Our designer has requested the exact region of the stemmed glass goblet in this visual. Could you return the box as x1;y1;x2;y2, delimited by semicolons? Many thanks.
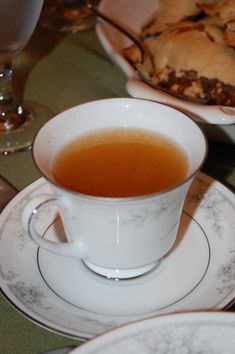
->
40;0;97;33
0;0;51;154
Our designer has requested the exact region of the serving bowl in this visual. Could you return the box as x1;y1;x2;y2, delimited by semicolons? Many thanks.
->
96;0;235;143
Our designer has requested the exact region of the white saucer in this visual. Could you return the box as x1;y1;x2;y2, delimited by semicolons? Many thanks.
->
38;211;209;315
70;312;235;354
0;172;235;340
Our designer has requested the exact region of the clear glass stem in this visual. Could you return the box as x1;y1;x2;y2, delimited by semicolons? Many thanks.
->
0;63;29;132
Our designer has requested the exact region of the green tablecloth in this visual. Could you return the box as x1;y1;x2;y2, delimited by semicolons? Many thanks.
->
0;23;234;354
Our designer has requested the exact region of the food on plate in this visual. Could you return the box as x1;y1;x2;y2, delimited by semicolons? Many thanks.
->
124;20;235;106
142;0;218;36
124;0;235;106
198;0;235;48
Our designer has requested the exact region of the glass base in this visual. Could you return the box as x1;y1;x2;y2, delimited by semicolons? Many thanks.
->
0;101;52;155
40;4;96;33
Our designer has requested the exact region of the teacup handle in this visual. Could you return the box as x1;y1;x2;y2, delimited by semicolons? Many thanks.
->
21;194;85;257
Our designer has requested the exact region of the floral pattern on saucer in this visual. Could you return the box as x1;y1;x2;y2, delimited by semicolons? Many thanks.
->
102;324;233;354
72;313;235;354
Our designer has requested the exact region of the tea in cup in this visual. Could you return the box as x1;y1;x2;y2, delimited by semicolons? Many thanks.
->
21;98;207;279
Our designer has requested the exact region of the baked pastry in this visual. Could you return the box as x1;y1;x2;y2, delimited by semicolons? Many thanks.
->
199;0;235;28
124;20;235;106
142;0;218;36
198;0;235;47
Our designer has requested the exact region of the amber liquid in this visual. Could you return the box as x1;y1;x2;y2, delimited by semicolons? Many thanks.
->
52;128;188;197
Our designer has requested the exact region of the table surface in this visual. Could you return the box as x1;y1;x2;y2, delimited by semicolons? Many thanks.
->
0;18;235;354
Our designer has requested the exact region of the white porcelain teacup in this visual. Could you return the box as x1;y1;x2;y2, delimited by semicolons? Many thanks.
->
21;98;207;279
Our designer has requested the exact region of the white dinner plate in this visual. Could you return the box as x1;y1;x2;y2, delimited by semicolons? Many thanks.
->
96;0;235;142
0;173;235;340
70;312;235;354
